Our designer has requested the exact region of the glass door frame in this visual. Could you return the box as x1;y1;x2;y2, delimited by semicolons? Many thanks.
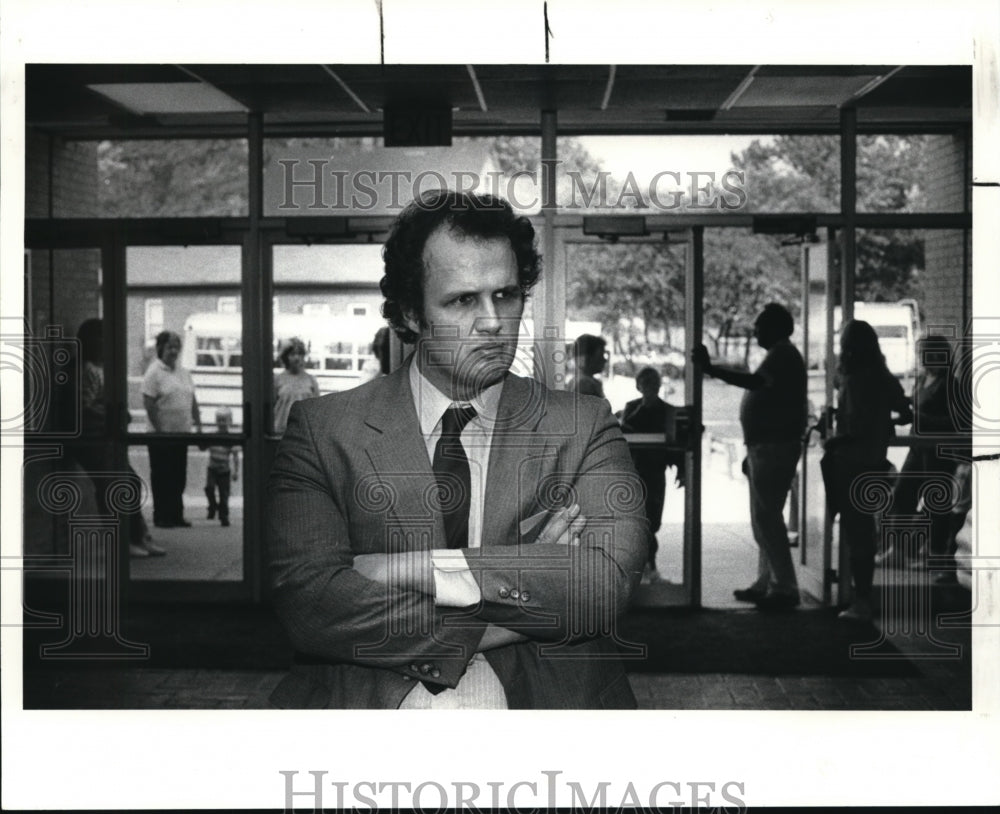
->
549;222;705;606
26;218;260;603
22;224;124;609
796;231;840;606
117;221;256;602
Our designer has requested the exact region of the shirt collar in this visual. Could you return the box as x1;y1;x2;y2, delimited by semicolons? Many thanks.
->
409;358;504;436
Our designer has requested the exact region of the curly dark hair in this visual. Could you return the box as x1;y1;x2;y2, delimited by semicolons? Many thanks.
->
380;189;542;343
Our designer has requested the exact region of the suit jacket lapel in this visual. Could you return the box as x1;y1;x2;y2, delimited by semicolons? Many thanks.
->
483;375;551;549
363;361;442;548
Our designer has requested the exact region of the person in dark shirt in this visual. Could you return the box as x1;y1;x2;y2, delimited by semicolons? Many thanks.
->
570;334;608;399
619;366;681;583
882;335;966;579
825;320;911;621
693;303;808;610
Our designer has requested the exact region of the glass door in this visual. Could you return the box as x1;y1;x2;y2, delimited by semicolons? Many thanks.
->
554;226;701;606
122;240;251;600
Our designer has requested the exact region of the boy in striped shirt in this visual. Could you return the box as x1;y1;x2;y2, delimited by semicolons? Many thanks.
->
205;406;239;527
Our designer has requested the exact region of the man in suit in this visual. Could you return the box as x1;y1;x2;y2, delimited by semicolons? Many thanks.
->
267;190;649;709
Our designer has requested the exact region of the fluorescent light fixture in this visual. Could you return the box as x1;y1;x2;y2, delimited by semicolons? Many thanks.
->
87;82;248;115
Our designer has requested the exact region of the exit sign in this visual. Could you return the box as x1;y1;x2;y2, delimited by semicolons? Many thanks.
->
383;105;452;147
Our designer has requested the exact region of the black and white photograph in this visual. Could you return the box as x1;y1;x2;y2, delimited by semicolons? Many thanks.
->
2;0;998;810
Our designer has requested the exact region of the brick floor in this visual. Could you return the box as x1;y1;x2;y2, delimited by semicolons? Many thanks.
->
22;585;972;711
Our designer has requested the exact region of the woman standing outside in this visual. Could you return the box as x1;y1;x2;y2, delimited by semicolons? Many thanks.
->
273;337;319;435
825;320;911;621
142;330;201;528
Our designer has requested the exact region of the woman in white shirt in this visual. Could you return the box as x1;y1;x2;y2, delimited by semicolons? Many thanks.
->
273;337;319;435
142;330;201;528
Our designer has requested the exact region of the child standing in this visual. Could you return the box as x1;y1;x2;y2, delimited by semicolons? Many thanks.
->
619;366;681;583
205;406;239;527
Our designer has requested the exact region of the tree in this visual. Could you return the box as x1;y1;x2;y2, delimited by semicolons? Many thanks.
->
567;242;685;365
702;229;798;359
98;139;248;217
733;134;929;304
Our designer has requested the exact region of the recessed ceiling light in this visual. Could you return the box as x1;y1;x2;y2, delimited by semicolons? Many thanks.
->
87;82;248;115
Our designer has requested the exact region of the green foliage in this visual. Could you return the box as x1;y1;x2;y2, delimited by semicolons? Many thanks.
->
735;134;928;304
97;131;932;345
702;230;798;357
98;139;248;217
734;135;839;212
567;243;685;361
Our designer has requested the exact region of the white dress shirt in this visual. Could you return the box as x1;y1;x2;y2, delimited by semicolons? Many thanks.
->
398;361;508;709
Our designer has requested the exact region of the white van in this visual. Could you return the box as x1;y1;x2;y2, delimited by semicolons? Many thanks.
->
834;300;920;378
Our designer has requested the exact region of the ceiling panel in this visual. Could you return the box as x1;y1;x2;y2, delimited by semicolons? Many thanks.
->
24;63;971;138
735;76;880;108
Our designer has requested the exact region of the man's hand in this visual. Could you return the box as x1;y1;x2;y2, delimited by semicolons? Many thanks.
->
691;344;712;372
535;503;587;546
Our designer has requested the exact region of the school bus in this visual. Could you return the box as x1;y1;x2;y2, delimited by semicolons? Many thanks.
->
132;313;613;430
179;312;385;429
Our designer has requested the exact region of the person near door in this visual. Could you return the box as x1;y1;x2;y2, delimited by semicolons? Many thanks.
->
70;318;164;557
273;336;319;435
266;190;649;709
570;333;609;399
142;330;201;528
824;319;912;621
692;303;807;611
619;366;682;583
880;335;966;576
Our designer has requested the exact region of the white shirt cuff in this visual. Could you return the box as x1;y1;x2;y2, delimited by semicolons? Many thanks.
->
431;549;482;607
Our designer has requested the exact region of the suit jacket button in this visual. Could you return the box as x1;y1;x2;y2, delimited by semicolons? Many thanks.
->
520;590;530;602
431;668;441;678
498;587;510;598
420;663;433;675
510;589;520;600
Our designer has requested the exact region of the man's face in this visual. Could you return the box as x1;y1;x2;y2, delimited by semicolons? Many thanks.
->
406;225;524;399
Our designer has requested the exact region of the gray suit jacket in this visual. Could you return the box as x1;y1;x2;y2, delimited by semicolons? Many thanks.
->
266;362;649;708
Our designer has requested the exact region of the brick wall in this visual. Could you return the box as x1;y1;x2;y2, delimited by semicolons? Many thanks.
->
24;132;103;555
921;132;970;336
25;130;102;338
25;130;98;218
24;131;51;218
